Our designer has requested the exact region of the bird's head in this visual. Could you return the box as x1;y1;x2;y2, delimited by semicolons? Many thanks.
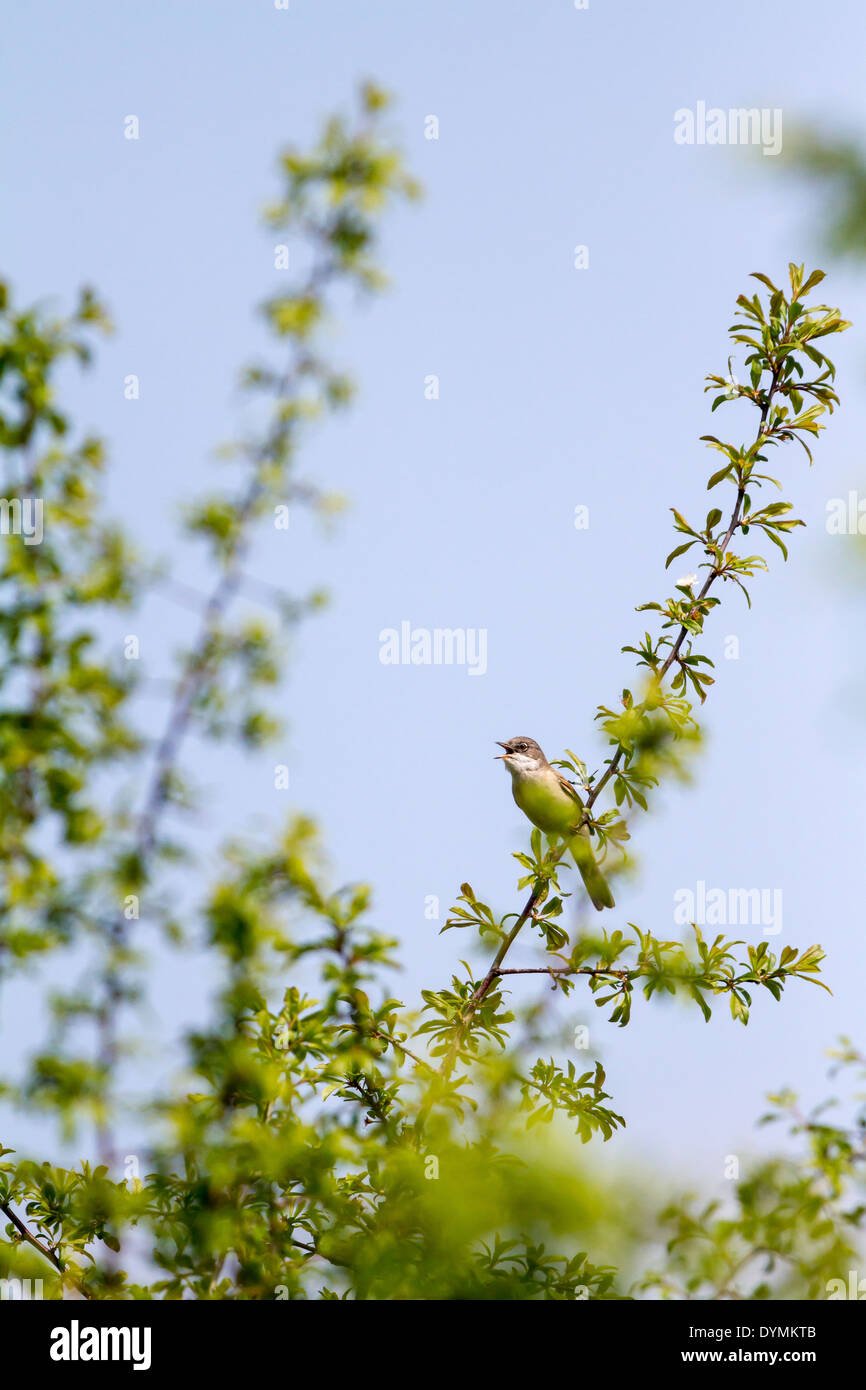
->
495;736;547;776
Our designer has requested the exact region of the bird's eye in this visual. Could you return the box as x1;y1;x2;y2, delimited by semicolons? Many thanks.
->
517;743;527;751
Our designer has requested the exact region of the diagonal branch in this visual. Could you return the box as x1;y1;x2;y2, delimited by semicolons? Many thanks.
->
0;1199;92;1299
94;269;337;1164
442;338;791;1064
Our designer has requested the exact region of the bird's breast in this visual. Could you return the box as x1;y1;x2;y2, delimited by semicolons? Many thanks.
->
512;772;575;834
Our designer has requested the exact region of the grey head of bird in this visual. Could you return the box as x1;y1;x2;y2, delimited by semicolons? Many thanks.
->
494;736;548;776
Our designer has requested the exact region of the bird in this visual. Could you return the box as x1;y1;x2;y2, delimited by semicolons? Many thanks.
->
495;736;614;911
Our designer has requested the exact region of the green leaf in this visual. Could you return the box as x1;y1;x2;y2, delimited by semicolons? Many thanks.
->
665;540;696;569
707;463;734;489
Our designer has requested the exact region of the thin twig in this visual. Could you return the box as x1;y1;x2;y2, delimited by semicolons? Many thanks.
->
371;1029;432;1070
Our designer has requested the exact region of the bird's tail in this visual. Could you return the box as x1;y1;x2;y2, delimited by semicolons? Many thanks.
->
568;830;615;912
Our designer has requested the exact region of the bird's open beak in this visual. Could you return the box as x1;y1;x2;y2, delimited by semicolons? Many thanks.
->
494;741;509;760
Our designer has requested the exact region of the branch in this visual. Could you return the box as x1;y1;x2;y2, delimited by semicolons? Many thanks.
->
441;271;841;1063
493;964;629;982
371;1029;433;1071
95;268;340;1163
585;365;779;813
0;1199;92;1299
440;846;567;1078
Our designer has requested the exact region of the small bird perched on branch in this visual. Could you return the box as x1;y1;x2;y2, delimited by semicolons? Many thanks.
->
495;736;614;912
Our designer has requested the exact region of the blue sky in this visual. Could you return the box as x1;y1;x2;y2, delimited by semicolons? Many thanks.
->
4;0;866;1191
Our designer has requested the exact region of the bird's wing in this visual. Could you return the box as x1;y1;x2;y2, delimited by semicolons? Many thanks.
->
554;769;584;807
555;773;590;836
